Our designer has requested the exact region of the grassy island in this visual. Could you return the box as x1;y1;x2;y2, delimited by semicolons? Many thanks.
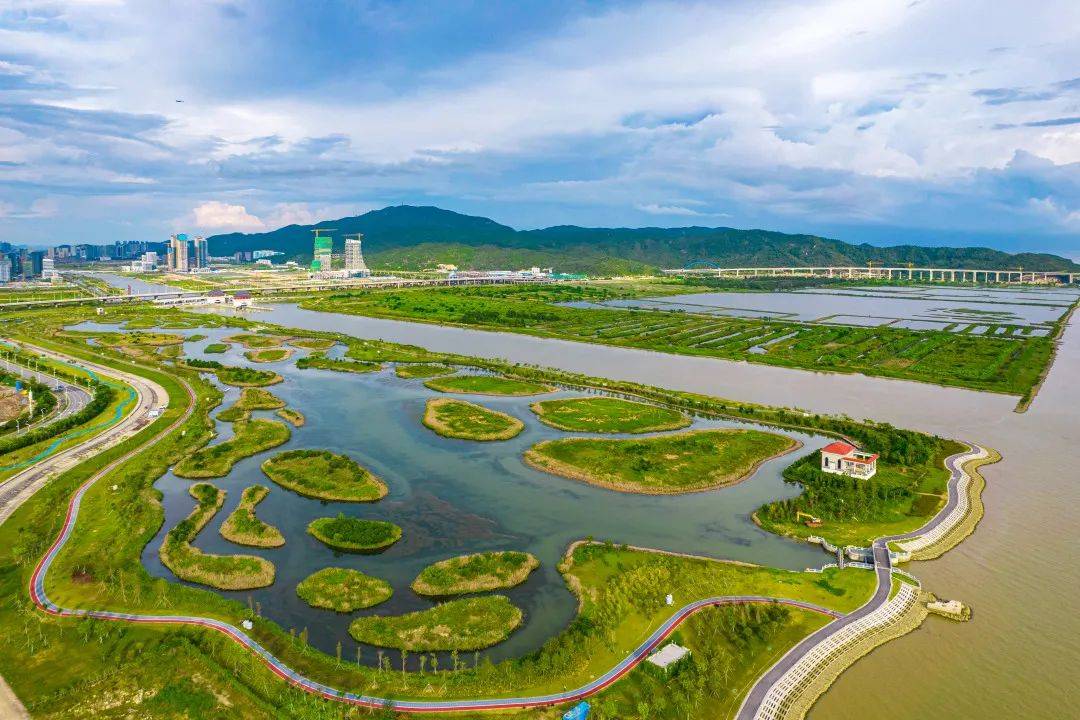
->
411;551;539;596
174;419;291;478
262;449;387;501
424;374;554;396
307;514;402;552
422;398;524;441
245;348;293;363
289;337;336;351
296;567;393;612
203;342;228;354
275;408;305;426
216;388;286;422
296;354;382;374
525;428;798;494
396;363;454;379
348;596;523;651
216;366;283;387
219;485;284;548
225;333;285;348
159;483;275;590
531;396;692;433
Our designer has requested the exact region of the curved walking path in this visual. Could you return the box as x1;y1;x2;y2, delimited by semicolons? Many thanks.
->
735;442;986;720
14;340;987;716
18;345;845;714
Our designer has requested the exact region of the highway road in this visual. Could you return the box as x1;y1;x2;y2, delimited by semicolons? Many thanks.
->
0;355;91;435
734;443;984;720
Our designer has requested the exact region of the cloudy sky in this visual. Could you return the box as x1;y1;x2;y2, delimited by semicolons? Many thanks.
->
0;0;1078;256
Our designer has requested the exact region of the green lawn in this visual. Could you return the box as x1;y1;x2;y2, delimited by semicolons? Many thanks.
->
219;485;284;548
262;449;386;501
530;396;691;433
525;429;797;494
348;596;523;651
203;342;228;354
307;514;402;552
245;348;292;363
395;362;455;379
296;567;393;612
174;419;291;478
424;374;554;396
159;483;275;590
412;551;539;596
422;398;524;441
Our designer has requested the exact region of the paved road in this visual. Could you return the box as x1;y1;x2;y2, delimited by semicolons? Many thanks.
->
734;443;983;719
0;356;91;435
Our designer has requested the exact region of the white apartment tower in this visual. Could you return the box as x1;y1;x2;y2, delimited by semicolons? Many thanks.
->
344;234;370;276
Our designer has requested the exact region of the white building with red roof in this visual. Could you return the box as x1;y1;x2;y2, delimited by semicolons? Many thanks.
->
820;441;878;478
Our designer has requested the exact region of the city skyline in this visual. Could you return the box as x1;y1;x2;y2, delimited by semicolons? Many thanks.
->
0;1;1077;258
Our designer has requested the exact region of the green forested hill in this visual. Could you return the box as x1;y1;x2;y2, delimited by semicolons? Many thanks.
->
207;205;1079;274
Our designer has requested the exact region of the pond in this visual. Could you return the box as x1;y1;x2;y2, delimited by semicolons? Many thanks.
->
69;321;828;665
561;284;1079;334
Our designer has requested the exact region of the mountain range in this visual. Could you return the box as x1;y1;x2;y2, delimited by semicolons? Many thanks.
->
207;205;1080;275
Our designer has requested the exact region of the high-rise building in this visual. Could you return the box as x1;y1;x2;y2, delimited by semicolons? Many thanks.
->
344;234;370;276
41;257;57;280
28;250;45;277
192;236;208;269
0;255;11;283
169;233;190;271
311;229;334;272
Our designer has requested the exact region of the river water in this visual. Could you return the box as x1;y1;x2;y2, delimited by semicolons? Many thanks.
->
87;275;1079;718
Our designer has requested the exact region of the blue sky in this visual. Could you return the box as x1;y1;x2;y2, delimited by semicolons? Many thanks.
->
0;0;1078;258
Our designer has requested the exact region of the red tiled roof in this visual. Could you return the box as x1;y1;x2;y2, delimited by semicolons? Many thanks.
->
822;441;856;455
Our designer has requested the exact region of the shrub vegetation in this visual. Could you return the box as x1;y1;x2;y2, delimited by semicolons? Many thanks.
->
219;485;284;548
348;596;523;651
296;567;392;612
159;483;275;589
307;514;401;552
411;551;539;596
262;449;386;501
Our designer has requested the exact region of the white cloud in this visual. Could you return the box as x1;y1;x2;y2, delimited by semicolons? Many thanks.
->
636;203;703;216
189;201;264;231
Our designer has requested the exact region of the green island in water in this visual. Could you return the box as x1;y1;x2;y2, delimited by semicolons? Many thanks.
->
531;395;692;433
349;595;524;651
411;551;540;596
525;428;800;494
262;449;387;501
424;374;554;396
159;484;276;590
307;514;402;552
422;397;524;441
296;567;393;612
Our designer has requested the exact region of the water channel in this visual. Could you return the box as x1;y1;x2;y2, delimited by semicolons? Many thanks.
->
87;275;1079;718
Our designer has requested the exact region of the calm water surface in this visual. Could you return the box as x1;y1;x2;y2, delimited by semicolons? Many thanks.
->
70;321;827;664
565;285;1078;334
85;277;1078;718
